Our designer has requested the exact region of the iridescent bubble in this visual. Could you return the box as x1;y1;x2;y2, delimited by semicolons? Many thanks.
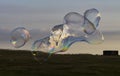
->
31;24;70;62
32;37;51;63
61;36;85;52
31;8;104;63
32;24;67;55
10;27;30;48
84;8;101;27
64;12;85;37
32;36;51;53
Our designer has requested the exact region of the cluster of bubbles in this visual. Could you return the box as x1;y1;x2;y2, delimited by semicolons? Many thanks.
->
10;8;104;63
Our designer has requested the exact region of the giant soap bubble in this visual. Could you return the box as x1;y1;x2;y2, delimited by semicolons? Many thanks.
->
10;8;104;63
32;8;104;63
10;27;30;48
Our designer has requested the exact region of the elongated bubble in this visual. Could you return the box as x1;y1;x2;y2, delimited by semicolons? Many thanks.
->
31;8;104;63
8;8;104;63
10;27;30;48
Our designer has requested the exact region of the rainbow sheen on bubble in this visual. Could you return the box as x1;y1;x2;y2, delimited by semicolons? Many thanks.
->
32;37;51;63
32;8;104;63
10;8;104;63
10;27;30;48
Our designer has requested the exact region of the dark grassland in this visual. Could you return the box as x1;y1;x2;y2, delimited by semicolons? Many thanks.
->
0;49;120;76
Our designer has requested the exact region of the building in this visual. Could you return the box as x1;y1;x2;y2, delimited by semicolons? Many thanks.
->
103;50;119;56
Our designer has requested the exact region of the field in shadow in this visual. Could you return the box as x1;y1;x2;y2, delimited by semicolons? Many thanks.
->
0;49;120;76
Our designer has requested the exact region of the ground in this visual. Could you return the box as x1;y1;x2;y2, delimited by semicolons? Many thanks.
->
0;49;120;76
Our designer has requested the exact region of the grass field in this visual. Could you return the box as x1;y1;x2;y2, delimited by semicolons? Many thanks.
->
0;49;120;76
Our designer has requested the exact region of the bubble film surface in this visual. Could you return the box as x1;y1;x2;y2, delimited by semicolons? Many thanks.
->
10;27;30;48
10;8;104;63
84;8;101;27
31;8;104;62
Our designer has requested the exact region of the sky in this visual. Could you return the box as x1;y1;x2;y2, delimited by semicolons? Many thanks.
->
0;0;120;55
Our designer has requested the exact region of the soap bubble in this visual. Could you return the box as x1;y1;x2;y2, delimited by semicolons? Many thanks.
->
31;24;69;62
64;12;85;37
32;24;67;53
10;27;30;48
32;36;51;53
61;36;85;51
83;19;96;35
83;8;101;35
9;8;104;63
31;8;104;63
64;12;84;26
32;37;51;63
84;8;101;27
83;8;103;44
85;30;104;44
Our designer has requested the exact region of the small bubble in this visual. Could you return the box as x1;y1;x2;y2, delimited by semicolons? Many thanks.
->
10;27;30;48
